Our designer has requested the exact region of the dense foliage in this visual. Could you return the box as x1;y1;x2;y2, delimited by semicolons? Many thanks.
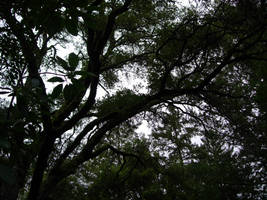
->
0;0;266;199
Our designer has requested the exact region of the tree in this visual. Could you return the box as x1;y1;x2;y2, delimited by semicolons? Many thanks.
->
0;0;266;199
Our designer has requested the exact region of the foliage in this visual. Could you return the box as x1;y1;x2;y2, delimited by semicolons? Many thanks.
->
0;0;266;200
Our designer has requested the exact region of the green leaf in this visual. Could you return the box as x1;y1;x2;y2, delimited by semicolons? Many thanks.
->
0;91;10;95
63;79;85;102
56;56;69;70
65;18;78;36
68;53;79;69
48;77;64;83
8;92;15;97
0;164;16;185
63;84;75;102
51;84;63;99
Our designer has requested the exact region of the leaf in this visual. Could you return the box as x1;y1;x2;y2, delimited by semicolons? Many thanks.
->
56;56;69;70
47;77;64;83
8;92;15;97
68;53;79;69
63;79;85;102
0;164;16;185
51;84;63;99
63;84;75;102
65;18;78;36
0;91;10;95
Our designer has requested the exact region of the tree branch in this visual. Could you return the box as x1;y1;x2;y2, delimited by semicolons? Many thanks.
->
91;0;104;7
53;112;117;169
97;0;133;52
100;52;153;72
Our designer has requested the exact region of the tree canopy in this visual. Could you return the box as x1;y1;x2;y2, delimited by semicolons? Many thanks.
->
0;0;266;200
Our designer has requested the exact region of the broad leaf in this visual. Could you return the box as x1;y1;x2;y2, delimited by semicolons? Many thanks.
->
68;53;79;69
48;77;64;83
0;91;10;95
56;56;69;70
51;84;63;99
63;84;76;102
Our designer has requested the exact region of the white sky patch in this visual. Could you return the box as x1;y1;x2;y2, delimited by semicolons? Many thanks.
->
56;43;76;58
114;68;149;94
136;120;151;138
191;135;203;145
